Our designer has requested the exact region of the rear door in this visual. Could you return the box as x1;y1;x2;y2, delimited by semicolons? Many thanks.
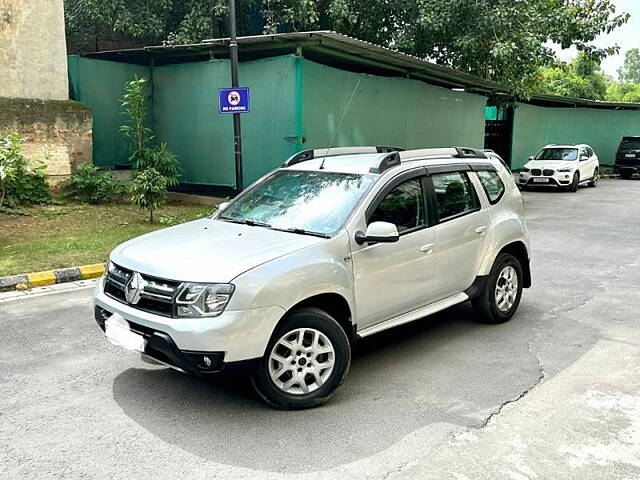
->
427;168;491;298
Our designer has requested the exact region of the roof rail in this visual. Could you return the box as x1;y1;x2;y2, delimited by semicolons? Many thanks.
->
369;152;401;174
399;146;488;162
453;146;488;159
283;145;403;167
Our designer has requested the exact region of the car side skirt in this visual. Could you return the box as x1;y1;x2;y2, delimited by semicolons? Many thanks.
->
357;292;469;338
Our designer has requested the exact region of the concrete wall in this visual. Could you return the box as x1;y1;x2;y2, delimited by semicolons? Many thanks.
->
0;0;69;100
512;103;640;169
0;98;93;185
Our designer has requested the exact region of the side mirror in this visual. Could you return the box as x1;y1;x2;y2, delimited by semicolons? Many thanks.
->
217;201;230;212
355;221;400;245
580;155;589;161
528;156;534;161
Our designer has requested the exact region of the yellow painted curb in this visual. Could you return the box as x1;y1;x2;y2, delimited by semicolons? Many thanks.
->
27;270;57;287
79;264;106;279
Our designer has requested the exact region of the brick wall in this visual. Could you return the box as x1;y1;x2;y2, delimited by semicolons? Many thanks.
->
0;98;92;185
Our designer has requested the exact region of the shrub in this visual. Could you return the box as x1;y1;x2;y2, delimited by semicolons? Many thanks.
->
64;164;127;204
130;168;167;223
0;133;53;212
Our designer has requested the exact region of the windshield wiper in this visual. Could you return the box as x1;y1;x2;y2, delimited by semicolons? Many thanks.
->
219;217;271;228
270;227;330;238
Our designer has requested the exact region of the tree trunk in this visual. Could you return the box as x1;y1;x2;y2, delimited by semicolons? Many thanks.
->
149;209;154;223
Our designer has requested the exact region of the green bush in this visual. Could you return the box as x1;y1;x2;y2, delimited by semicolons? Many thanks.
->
65;164;126;204
0;133;53;213
130;168;167;223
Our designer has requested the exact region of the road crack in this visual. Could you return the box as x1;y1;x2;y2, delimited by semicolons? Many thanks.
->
480;342;546;429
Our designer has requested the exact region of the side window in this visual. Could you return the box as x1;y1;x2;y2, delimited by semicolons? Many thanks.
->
476;170;505;204
431;172;478;221
369;178;426;233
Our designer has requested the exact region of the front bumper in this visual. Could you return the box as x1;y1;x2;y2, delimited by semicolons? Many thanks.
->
518;171;573;187
94;278;285;365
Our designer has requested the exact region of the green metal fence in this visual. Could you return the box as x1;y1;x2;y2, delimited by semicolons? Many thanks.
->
512;102;640;169
69;54;640;186
68;56;150;167
301;59;487;152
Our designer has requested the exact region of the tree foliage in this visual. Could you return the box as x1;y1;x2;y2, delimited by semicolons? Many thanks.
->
130;168;168;223
64;0;629;94
618;48;640;84
535;53;608;100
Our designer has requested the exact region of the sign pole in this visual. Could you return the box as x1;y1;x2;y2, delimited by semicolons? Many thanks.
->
228;0;243;192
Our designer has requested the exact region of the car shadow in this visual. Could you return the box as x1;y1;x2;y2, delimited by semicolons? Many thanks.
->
112;302;551;472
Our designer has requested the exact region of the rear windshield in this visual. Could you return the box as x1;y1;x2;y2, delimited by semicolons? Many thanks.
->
620;138;640;150
535;148;578;161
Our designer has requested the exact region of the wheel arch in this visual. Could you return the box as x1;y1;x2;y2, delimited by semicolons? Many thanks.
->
498;241;531;288
277;293;355;345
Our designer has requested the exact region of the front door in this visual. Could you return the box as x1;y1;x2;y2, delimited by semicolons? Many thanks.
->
351;176;437;330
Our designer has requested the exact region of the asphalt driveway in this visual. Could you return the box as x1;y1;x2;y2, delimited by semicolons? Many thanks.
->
1;179;639;479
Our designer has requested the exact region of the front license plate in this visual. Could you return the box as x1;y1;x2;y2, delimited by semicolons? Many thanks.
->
626;153;636;158
105;314;147;353
533;178;549;183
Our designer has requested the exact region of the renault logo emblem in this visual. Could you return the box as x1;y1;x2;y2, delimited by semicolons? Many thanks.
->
124;272;146;305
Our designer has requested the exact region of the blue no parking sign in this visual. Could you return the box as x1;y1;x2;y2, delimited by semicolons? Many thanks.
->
218;87;250;114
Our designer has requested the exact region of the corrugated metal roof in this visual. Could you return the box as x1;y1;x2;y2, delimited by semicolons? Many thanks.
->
80;31;640;110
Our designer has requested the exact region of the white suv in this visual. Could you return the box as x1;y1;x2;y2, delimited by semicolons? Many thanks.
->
94;146;531;409
518;144;599;191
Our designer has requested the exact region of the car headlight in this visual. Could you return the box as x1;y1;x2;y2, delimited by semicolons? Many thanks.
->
557;167;574;172
175;283;235;317
521;167;530;173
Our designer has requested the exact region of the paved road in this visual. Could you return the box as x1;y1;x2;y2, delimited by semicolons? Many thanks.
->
2;179;639;479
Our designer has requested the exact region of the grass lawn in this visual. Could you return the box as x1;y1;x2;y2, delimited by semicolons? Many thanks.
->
0;202;214;277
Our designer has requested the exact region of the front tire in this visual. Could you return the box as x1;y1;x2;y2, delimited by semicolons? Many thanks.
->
252;307;351;409
568;172;580;192
472;253;524;324
620;170;633;179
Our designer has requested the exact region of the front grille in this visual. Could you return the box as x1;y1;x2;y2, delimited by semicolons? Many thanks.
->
531;168;542;176
543;169;554;176
105;263;183;317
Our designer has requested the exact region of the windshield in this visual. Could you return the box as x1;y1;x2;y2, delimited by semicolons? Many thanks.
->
535;148;578;161
219;170;376;236
620;138;640;150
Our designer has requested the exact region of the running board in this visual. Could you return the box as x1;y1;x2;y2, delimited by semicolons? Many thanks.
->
358;292;469;338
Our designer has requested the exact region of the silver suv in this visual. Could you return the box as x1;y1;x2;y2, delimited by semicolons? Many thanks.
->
94;146;531;409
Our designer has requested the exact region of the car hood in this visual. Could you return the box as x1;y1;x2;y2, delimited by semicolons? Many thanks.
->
109;218;325;283
525;160;577;170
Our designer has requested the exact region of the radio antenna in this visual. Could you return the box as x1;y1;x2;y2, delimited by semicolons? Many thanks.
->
319;78;362;170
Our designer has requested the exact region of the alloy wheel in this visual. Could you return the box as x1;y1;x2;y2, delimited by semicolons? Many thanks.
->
268;328;335;395
495;265;518;312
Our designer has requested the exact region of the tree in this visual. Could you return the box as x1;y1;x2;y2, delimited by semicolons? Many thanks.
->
64;0;629;94
618;48;640;84
606;82;640;103
535;53;609;100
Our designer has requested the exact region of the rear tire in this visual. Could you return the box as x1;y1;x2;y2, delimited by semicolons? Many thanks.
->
568;172;579;192
252;307;351;409
472;253;524;324
589;169;599;187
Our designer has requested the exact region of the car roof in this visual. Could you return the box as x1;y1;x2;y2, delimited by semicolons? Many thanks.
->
542;144;589;149
283;147;501;176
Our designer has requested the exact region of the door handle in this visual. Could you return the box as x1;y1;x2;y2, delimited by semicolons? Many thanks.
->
420;243;435;254
475;226;488;235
